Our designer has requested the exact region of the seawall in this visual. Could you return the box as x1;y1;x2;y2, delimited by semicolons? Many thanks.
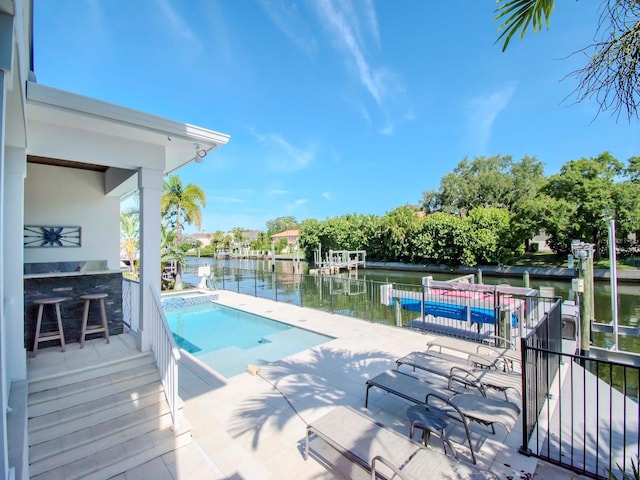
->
364;261;640;283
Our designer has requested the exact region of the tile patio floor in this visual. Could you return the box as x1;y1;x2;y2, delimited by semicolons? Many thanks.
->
29;290;585;479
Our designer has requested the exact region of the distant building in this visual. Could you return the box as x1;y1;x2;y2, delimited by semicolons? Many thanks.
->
187;232;212;247
531;230;552;252
271;229;300;246
243;229;261;244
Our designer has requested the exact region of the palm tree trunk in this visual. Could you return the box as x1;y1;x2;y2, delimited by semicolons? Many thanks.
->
174;261;183;290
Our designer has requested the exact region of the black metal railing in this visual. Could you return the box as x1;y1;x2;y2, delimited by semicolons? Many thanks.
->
181;265;550;344
521;299;640;479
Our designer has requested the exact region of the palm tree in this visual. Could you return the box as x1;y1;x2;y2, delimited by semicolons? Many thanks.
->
161;175;206;289
120;211;139;276
160;223;184;290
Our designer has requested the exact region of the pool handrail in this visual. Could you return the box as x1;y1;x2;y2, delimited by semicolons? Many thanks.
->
150;287;181;429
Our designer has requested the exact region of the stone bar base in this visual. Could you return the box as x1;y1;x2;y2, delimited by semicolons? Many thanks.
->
24;272;123;350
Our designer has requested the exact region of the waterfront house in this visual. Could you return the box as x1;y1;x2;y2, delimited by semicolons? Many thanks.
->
1;1;229;478
271;229;300;253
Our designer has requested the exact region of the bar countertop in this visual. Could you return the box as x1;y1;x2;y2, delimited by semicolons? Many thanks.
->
24;269;123;280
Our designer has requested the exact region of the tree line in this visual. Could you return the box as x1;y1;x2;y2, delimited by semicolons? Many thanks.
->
121;152;640;283
299;152;640;266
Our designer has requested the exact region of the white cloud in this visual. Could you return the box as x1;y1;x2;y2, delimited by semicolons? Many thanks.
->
155;0;202;55
294;198;307;206
322;192;332;200
268;189;292;195
252;130;315;171
464;83;517;154
314;0;385;105
257;0;317;54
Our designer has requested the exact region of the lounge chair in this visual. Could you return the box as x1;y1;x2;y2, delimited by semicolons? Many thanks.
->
396;351;522;401
304;405;498;479
427;336;521;373
365;370;521;463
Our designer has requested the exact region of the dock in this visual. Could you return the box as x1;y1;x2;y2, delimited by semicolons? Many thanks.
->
310;249;366;275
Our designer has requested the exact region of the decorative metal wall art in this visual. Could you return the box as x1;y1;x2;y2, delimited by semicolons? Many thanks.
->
24;226;82;248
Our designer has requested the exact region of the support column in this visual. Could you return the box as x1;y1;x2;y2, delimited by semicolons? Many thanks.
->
137;167;163;352
0;66;8;480
572;240;595;357
3;147;26;381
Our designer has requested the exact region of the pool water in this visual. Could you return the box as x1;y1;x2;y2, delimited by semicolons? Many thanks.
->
165;303;333;377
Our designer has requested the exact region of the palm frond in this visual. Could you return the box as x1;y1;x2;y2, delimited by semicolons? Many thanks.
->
495;0;555;51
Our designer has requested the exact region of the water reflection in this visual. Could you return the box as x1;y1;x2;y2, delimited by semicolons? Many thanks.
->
185;257;640;351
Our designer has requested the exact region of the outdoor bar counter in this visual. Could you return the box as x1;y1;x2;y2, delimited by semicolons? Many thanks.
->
24;261;124;351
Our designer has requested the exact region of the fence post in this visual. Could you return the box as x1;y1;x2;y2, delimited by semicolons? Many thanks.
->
330;276;334;312
518;336;532;456
254;273;257;297
222;267;225;290
299;274;303;307
394;296;403;327
275;271;278;302
370;280;374;321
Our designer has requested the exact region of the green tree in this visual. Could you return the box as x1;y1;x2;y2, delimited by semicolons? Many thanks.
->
266;216;298;235
120;211;139;276
160;223;184;290
424;155;545;217
543;152;623;255
161;175;206;289
495;0;640;121
230;227;247;246
413;212;475;266
374;205;421;262
250;231;271;252
465;207;519;265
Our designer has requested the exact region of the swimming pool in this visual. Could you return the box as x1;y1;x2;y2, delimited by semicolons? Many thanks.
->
165;303;333;377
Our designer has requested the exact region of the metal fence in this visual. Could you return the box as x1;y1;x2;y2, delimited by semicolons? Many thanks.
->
521;299;640;479
182;265;557;346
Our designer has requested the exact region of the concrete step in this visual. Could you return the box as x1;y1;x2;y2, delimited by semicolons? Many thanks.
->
28;368;160;417
29;404;174;474
28;352;191;480
28;357;158;407
28;352;155;394
29;381;165;439
30;417;192;480
29;386;168;445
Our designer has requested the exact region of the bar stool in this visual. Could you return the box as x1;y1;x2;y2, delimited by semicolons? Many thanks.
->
32;297;68;357
79;293;110;348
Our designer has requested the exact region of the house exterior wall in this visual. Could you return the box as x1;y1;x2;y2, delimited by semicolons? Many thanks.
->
24;163;120;270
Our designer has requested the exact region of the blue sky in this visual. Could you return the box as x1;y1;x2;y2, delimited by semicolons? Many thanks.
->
35;1;639;234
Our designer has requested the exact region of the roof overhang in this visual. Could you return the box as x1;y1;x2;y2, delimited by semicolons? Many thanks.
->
26;82;230;175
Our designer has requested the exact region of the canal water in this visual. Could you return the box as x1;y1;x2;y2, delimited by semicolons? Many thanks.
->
184;257;640;352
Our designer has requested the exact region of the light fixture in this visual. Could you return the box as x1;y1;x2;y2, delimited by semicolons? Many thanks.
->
194;145;207;163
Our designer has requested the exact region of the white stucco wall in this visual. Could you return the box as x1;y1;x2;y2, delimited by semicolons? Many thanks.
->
24;163;120;269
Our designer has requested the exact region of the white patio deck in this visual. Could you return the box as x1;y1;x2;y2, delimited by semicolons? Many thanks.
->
28;290;584;479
